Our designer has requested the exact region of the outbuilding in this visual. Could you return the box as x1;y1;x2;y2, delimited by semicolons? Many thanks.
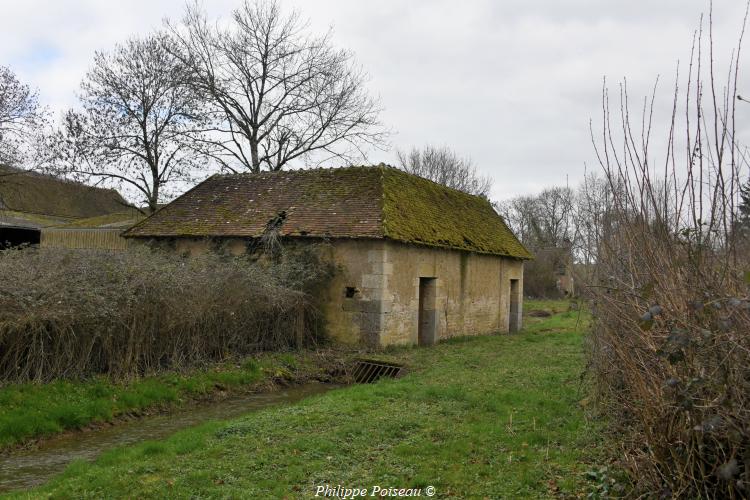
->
123;165;532;346
0;165;132;249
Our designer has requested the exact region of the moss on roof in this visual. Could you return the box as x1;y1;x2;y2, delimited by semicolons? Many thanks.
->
381;168;532;258
124;165;532;259
0;165;129;218
124;167;384;240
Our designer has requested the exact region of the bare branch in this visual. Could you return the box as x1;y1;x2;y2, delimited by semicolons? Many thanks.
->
0;66;47;167
396;144;492;198
41;33;215;212
166;0;388;173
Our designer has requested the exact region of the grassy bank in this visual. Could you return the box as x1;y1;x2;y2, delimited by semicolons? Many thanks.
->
12;300;602;498
0;351;345;451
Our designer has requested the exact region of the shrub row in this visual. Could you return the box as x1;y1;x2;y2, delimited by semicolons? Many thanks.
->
0;245;334;382
588;225;750;496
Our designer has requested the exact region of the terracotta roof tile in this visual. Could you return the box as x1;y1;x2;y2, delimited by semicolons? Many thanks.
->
123;165;532;259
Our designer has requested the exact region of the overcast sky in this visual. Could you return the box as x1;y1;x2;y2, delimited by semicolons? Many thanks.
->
2;0;749;201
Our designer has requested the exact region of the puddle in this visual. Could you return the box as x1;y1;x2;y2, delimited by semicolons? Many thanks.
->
0;382;337;493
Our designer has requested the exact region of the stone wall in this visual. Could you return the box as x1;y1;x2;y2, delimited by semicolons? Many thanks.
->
135;236;525;347
325;239;524;346
321;239;389;346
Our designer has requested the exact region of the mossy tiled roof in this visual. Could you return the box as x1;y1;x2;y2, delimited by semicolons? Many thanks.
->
380;168;531;258
0;165;129;219
123;166;532;259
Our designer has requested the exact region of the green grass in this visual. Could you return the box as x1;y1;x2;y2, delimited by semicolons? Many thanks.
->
10;300;602;499
0;352;333;451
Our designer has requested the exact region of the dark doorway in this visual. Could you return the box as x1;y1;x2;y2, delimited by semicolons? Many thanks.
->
509;279;520;332
418;277;437;346
0;227;40;249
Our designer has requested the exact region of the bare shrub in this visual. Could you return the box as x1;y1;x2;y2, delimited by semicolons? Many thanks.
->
0;245;334;383
587;6;750;497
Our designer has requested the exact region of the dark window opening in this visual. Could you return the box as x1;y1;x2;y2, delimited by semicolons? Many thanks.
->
345;286;359;298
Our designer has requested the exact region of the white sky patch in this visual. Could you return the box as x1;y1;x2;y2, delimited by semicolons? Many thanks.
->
1;0;749;202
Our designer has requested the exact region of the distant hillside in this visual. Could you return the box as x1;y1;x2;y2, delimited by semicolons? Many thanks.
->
0;165;130;219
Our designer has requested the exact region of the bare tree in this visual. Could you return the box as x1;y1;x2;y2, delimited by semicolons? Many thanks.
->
44;34;210;213
0;66;45;168
167;0;386;173
497;186;575;248
396;145;492;197
496;186;579;297
571;172;616;267
495;194;537;243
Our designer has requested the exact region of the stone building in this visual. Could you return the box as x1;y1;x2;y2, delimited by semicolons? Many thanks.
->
123;165;532;346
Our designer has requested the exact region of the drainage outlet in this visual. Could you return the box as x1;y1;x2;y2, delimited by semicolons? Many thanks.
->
351;359;406;384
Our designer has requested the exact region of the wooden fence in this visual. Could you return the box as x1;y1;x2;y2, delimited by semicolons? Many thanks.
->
40;228;131;251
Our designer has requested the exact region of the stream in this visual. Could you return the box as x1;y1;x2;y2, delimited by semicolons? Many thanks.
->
0;382;337;493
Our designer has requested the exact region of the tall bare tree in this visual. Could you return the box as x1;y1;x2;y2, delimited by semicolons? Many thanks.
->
739;178;750;230
0;66;45;168
45;34;210;213
167;0;386;173
497;186;579;297
497;186;575;248
396;144;492;197
572;172;617;267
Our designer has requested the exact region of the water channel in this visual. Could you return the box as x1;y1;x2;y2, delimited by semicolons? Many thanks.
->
0;382;337;493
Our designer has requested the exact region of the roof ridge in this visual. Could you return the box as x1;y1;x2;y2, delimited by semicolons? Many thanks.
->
378;164;387;238
214;164;391;177
382;164;493;203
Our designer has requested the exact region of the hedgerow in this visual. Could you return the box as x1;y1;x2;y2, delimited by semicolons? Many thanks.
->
0;244;334;382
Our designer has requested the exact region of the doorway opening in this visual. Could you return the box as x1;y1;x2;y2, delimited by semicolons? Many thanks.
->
418;277;437;346
509;279;520;332
0;226;40;249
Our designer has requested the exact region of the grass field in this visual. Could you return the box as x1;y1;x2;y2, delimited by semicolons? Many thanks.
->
0;352;341;451
8;300;602;499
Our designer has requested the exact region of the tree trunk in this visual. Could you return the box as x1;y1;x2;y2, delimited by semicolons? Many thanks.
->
250;136;260;173
150;170;159;214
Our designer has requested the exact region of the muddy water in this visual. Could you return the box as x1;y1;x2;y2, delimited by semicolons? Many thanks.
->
0;382;337;493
